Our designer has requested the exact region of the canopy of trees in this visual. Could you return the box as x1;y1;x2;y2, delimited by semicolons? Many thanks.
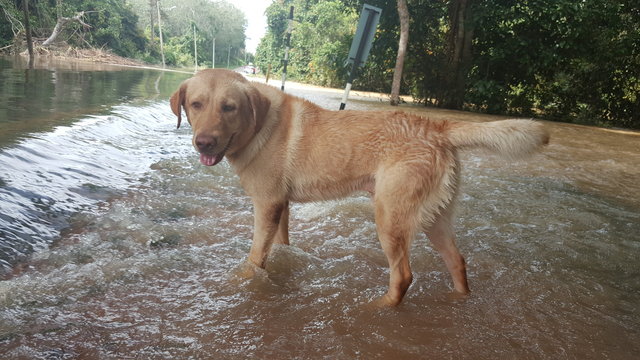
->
1;0;147;56
0;0;248;68
127;0;248;67
256;0;358;87
256;0;639;129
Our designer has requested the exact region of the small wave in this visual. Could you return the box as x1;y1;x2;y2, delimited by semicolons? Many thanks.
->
0;101;185;275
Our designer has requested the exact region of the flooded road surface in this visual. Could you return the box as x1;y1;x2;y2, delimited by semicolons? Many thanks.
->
1;58;639;359
0;56;189;273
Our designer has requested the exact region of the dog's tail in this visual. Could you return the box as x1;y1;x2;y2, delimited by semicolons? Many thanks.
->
447;119;549;159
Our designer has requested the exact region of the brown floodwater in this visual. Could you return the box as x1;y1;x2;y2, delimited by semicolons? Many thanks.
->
0;58;639;359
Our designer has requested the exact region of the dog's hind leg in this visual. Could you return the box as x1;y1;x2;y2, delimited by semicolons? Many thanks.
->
374;211;415;307
371;169;423;306
425;207;470;295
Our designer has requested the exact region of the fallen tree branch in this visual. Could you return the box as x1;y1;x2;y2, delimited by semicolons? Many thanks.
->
1;4;24;37
42;11;93;47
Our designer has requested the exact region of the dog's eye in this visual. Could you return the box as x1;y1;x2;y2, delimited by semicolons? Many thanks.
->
222;104;236;112
191;101;202;110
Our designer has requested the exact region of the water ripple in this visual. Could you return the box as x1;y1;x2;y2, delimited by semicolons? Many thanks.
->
0;102;180;274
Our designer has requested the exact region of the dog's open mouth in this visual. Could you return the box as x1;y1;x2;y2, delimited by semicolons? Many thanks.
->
199;134;235;166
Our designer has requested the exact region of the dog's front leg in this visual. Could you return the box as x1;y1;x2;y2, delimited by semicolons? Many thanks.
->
273;201;289;245
247;200;288;269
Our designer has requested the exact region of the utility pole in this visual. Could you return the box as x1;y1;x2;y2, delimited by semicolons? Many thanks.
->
149;0;156;44
193;23;198;72
157;0;165;68
192;9;198;72
280;6;294;91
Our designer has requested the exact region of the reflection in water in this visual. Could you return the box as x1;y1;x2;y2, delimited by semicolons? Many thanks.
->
0;56;184;146
0;58;639;359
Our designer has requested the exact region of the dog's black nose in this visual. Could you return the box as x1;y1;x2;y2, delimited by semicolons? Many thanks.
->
195;135;217;152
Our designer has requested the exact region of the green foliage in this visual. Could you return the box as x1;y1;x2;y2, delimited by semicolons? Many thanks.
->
128;0;247;68
257;0;638;128
163;34;195;67
255;0;357;87
76;0;147;58
0;0;20;48
291;1;357;87
0;0;147;58
254;3;289;75
468;0;640;127
1;0;247;67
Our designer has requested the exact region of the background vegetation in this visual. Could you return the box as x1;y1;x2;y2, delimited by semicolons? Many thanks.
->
257;0;639;128
1;0;638;128
127;0;248;68
1;0;249;68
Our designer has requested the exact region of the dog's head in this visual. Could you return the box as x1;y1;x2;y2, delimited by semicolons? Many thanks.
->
170;69;271;166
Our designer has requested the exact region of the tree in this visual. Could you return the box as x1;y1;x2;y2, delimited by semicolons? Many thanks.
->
140;0;246;67
390;0;409;106
42;11;92;47
256;0;357;87
468;0;640;127
22;0;33;65
255;2;290;74
440;0;474;109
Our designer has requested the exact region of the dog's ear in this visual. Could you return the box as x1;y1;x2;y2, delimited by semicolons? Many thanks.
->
247;86;271;134
170;80;188;129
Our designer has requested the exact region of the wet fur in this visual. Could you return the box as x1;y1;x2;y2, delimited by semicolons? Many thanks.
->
170;69;549;306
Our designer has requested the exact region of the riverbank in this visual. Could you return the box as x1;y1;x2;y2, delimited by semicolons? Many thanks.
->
2;39;146;67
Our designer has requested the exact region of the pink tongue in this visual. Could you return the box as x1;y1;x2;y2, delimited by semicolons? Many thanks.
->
200;153;220;166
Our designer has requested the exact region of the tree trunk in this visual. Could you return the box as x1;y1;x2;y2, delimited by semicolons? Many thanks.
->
42;17;68;47
22;0;34;66
441;0;474;109
56;0;62;19
390;0;410;106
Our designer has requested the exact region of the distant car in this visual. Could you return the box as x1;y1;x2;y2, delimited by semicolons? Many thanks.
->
234;65;259;75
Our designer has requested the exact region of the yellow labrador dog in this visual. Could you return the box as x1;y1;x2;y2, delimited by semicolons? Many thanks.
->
170;69;549;306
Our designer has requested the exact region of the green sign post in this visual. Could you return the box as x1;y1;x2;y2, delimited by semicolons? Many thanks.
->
340;4;382;110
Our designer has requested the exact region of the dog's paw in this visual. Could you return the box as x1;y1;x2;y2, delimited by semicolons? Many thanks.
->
231;260;266;280
369;293;403;308
448;288;471;302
